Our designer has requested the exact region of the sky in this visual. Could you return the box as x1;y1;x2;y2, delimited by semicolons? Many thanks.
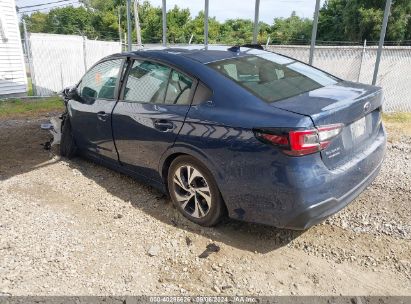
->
15;0;326;22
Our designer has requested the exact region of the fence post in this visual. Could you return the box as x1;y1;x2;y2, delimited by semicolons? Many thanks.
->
126;0;132;51
204;0;209;49
265;35;270;48
357;39;367;82
118;7;122;49
134;0;142;48
22;19;36;96
372;0;392;85
309;0;321;65
82;36;87;73
60;62;64;90
162;0;167;47
252;0;260;44
189;34;194;45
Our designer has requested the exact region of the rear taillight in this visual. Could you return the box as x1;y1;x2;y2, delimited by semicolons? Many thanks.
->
255;124;343;156
259;133;289;146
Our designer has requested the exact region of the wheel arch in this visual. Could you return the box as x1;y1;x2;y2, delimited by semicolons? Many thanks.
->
159;145;223;196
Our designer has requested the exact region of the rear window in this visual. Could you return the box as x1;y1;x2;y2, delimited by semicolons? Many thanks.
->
208;53;338;102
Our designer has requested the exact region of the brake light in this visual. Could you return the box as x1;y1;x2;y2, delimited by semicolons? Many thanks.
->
288;129;320;156
259;133;289;146
255;124;343;156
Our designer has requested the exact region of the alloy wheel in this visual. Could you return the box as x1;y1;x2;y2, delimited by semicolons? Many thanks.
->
172;165;212;218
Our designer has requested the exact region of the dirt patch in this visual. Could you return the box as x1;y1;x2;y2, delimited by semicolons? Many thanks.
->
0;114;410;295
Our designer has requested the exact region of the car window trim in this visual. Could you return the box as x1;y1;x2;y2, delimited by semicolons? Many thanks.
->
163;68;174;104
116;57;131;101
118;56;198;106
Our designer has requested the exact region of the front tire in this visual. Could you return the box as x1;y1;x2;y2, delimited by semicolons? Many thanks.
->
60;118;77;158
168;155;225;227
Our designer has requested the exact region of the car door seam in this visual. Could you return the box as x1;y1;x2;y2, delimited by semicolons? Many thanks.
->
111;57;131;164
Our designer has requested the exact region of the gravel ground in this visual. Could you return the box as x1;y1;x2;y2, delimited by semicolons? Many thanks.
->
0;114;410;296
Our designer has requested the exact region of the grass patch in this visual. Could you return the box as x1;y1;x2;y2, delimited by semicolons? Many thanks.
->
27;77;34;96
382;112;411;124
382;112;411;142
0;97;64;118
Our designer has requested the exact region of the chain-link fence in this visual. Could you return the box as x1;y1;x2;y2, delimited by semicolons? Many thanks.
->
28;33;121;96
129;43;411;112
267;45;411;112
24;32;411;112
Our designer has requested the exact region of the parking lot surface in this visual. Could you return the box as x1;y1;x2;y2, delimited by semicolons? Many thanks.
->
0;113;410;295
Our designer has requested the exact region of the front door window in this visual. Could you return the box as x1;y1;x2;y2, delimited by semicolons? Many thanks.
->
80;59;123;103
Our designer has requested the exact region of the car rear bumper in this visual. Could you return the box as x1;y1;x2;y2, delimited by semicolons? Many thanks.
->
282;156;383;230
224;125;386;230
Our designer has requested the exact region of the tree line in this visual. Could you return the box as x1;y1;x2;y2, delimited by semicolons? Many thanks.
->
21;0;411;45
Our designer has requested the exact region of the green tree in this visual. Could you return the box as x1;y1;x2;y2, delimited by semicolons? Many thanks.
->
406;16;411;40
44;6;95;36
257;22;272;44
317;0;346;41
186;11;220;44
318;0;411;42
21;0;411;45
342;0;384;41
139;1;163;43
166;5;191;43
79;0;120;11
271;12;312;44
219;19;253;44
388;0;411;42
91;10;119;40
23;12;48;33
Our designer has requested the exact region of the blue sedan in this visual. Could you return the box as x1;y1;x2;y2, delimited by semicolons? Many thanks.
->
61;46;386;229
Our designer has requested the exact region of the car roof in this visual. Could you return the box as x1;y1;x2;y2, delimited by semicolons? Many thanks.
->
121;45;268;64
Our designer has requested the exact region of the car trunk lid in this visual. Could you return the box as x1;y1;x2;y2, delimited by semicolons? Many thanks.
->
272;81;383;169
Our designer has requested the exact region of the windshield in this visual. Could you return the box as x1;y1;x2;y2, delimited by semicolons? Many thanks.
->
208;53;338;102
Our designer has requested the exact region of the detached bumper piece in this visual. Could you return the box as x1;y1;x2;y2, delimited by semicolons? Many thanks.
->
40;117;62;147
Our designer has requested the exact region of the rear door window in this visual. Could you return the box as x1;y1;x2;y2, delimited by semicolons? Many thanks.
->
192;82;213;105
123;60;171;103
123;60;194;105
164;70;193;105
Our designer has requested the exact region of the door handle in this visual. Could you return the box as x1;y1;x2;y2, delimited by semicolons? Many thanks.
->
97;111;108;122
154;120;174;132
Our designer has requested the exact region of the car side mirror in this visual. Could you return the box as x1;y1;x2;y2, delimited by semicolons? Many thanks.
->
63;86;82;102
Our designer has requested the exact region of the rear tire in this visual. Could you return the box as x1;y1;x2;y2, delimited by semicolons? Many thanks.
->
60;118;77;159
168;155;225;226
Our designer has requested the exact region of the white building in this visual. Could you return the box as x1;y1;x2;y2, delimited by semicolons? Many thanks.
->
0;0;27;97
